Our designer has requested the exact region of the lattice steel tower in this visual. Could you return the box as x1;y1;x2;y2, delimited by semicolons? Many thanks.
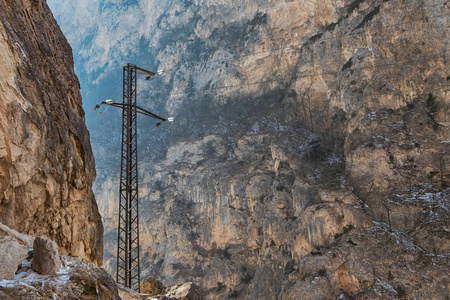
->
117;63;140;291
94;63;169;292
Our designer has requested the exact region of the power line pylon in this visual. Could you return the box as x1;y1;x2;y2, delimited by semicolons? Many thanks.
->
95;63;171;292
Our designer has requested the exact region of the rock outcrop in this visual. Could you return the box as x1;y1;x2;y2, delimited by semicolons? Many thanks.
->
0;237;28;280
0;0;102;264
0;222;34;280
0;222;121;300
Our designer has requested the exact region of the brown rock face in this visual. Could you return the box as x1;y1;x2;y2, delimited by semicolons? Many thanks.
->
0;0;102;265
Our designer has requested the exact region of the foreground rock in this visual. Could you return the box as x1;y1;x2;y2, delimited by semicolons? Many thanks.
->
0;222;121;299
0;236;28;280
0;256;121;300
0;222;33;280
31;237;61;275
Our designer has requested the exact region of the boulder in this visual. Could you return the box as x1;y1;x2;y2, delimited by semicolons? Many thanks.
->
0;235;28;280
0;255;122;299
31;237;61;275
0;222;34;247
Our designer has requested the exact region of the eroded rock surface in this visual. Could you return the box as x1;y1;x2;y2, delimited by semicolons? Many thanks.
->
0;0;102;265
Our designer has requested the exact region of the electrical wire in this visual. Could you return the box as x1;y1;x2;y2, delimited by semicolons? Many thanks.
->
96;104;110;115
156;121;175;132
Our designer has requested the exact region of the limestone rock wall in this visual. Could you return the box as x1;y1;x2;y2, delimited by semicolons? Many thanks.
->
0;0;102;265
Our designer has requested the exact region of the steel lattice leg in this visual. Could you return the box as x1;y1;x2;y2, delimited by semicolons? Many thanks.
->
117;64;140;292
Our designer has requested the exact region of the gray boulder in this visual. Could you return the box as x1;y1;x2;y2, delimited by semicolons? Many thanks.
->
31;237;61;275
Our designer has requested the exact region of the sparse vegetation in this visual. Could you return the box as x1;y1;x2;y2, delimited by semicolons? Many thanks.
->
311;247;323;255
318;268;327;277
336;224;354;239
388;270;394;280
217;282;226;292
228;290;239;298
284;260;296;275
154;180;164;191
241;273;253;284
223;247;231;259
343;224;354;233
426;93;439;131
347;239;357;246
395;285;406;298
203;141;216;157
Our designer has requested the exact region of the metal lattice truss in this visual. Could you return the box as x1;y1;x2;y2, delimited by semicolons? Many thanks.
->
117;64;141;291
94;63;168;292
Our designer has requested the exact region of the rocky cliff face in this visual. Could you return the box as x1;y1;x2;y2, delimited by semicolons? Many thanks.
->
0;0;103;265
49;0;448;298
